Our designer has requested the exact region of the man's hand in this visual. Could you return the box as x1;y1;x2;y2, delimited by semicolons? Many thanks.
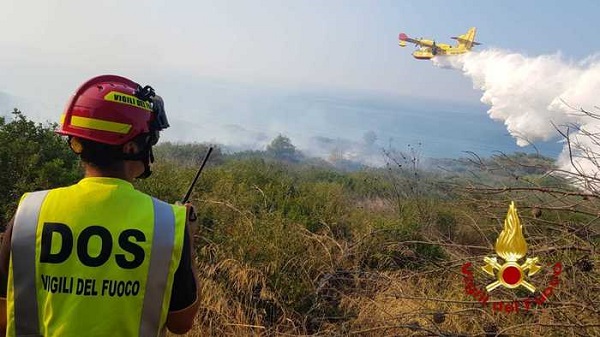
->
176;202;200;244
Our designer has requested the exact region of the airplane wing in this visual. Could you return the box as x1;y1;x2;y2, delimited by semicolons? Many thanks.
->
398;33;432;47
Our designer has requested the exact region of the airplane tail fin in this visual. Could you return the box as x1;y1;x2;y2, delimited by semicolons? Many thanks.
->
451;27;481;50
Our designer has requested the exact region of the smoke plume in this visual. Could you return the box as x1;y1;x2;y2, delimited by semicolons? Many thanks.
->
434;50;600;187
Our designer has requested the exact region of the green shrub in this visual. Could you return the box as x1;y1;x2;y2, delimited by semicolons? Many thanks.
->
0;110;80;224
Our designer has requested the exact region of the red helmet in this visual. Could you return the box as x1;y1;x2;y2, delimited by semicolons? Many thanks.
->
57;75;169;145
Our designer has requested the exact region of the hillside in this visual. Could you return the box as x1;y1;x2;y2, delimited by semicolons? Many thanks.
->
0;113;598;336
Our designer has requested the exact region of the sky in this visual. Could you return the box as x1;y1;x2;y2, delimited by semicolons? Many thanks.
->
1;0;599;163
2;0;598;100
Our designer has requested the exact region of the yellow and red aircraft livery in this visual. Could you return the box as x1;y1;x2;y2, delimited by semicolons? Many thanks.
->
398;27;481;60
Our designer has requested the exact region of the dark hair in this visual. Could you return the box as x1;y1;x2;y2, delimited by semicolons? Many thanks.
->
77;138;125;170
73;134;151;170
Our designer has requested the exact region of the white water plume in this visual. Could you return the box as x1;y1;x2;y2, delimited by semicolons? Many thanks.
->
434;50;600;188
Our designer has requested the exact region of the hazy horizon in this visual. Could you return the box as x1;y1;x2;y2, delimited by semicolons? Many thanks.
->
0;77;562;165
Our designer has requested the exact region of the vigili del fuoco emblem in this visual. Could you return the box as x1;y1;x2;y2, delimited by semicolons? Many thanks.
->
481;202;542;292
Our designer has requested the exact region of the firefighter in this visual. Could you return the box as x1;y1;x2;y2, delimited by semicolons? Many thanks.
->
0;75;199;336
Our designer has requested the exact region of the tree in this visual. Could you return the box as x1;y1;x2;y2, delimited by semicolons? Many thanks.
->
266;134;301;162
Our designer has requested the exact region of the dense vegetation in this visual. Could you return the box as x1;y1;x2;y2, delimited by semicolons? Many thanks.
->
1;112;598;336
0;110;80;224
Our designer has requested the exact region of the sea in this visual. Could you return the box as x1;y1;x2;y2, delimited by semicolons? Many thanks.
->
158;80;563;163
2;80;563;163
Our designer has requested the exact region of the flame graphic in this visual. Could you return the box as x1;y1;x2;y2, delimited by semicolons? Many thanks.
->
495;202;527;262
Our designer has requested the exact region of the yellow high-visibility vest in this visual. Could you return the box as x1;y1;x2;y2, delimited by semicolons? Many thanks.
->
7;177;186;337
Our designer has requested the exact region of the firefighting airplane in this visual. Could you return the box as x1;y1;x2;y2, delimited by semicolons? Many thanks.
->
398;27;481;60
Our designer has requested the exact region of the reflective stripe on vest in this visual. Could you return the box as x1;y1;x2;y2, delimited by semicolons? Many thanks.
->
140;198;175;337
12;190;48;337
11;193;176;337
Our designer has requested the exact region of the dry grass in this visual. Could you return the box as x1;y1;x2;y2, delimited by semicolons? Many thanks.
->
169;192;599;336
155;153;599;337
